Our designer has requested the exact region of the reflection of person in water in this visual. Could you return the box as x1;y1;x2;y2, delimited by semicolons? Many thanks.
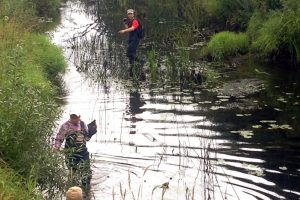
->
126;91;145;134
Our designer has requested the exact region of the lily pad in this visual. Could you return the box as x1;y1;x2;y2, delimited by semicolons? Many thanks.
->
217;96;230;99
210;106;226;110
240;130;254;139
252;125;263;129
231;130;254;139
277;97;287;103
260;120;277;124
249;169;265;177
220;99;230;102
274;108;283;112
279;166;288;171
280;124;293;130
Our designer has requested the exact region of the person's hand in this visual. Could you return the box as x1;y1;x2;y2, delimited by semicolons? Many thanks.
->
119;30;125;34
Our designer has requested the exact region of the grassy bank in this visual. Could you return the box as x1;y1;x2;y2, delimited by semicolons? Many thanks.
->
0;0;67;199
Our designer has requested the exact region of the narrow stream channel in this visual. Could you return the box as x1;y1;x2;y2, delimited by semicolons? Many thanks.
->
51;1;300;200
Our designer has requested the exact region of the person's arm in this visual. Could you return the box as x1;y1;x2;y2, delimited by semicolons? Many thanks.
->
54;124;68;149
81;121;91;141
119;19;139;34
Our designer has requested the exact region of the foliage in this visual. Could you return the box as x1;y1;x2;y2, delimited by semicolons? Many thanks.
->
0;0;67;198
207;31;249;60
0;164;44;200
249;1;300;64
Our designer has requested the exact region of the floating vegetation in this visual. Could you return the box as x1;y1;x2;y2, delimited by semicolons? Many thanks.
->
268;124;293;130
279;166;288;171
210;106;226;110
236;113;252;117
231;130;254;139
260;120;277;124
220;98;230;102
199;101;213;104
274;108;283;112
277;97;288;103
252;125;263;129
217;95;231;99
217;159;226;165
249;169;265;177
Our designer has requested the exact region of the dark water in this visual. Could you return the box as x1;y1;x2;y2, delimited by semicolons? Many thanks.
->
51;1;300;199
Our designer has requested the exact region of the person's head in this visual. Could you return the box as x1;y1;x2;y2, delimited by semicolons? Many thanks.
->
66;186;83;200
127;9;134;20
70;114;81;125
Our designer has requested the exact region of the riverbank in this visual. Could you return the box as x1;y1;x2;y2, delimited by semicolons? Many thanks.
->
0;0;67;199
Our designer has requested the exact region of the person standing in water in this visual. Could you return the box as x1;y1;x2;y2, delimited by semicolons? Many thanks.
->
54;114;93;191
119;9;142;77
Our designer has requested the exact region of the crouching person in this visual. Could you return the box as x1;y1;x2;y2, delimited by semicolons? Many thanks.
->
54;114;95;191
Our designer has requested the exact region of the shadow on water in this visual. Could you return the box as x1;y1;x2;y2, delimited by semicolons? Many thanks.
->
51;1;300;199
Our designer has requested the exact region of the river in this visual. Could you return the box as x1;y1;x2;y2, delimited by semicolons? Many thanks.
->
51;1;300;200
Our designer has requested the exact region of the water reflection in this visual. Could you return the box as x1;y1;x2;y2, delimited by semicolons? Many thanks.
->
126;90;146;135
51;1;300;200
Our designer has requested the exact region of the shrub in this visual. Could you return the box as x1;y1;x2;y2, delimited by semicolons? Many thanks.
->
207;31;249;60
0;15;67;199
250;4;300;64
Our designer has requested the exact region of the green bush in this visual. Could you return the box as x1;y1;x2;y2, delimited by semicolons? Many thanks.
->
31;0;62;18
207;31;249;60
0;33;67;196
250;3;300;63
0;165;43;200
0;7;67;198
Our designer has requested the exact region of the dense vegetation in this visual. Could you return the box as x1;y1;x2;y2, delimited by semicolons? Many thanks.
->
0;0;66;199
114;0;300;67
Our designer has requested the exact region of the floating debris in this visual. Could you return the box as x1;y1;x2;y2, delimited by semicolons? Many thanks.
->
274;108;283;112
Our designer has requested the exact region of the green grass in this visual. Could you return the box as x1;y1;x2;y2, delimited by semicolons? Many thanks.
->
250;5;300;63
207;31;249;60
0;164;43;200
0;0;67;198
